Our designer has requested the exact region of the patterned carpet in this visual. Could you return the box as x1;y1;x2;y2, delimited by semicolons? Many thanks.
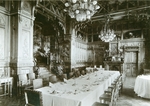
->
0;76;150;106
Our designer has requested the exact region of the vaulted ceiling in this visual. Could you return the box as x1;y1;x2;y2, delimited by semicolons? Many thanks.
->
35;0;150;35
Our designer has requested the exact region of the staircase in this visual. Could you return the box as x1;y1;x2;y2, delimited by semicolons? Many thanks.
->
38;66;51;82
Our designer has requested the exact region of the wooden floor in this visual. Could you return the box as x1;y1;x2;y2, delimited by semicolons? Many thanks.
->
0;76;150;106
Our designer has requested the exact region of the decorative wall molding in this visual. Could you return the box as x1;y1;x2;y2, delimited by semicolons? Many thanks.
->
18;69;30;75
124;46;139;52
0;27;5;60
10;12;34;20
21;1;31;14
0;67;10;78
120;38;145;43
9;66;33;75
21;17;31;29
0;13;5;25
71;38;88;66
120;41;141;48
22;30;30;59
10;62;34;67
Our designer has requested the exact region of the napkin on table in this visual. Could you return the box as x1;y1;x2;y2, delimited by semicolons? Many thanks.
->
64;78;68;83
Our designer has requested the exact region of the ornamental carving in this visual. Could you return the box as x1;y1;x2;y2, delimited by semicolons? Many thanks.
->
0;14;5;25
22;30;30;58
21;1;31;13
22;17;30;29
0;28;5;59
120;42;140;48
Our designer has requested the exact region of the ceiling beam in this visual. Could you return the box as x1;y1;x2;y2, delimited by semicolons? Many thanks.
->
92;5;150;22
37;3;65;23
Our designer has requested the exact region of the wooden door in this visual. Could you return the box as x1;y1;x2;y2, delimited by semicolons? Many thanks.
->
124;51;138;77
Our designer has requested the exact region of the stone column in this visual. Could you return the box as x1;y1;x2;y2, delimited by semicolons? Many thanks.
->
10;1;35;74
0;6;11;78
9;1;36;96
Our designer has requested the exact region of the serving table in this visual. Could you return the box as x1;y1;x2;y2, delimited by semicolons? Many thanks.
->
134;75;150;99
36;70;120;106
0;77;13;97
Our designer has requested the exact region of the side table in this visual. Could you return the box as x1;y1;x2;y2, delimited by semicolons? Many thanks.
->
0;77;13;97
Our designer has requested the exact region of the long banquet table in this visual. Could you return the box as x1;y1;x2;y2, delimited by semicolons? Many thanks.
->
134;75;150;99
36;70;120;106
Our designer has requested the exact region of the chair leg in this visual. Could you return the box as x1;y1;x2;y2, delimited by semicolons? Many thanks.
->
17;86;25;99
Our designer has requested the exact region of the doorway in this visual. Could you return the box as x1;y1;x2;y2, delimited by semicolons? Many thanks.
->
124;51;138;77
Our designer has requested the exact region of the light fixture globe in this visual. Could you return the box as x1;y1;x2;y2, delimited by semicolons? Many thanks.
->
64;0;100;22
83;0;88;3
72;0;77;3
65;2;69;7
93;1;97;5
75;10;80;14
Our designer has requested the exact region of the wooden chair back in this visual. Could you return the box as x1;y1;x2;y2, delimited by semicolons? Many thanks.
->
28;73;35;80
28;73;36;84
24;89;43;106
18;74;29;86
109;87;115;106
33;78;43;89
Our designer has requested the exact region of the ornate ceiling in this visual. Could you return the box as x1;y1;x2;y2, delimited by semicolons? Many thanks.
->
35;0;150;35
77;0;150;34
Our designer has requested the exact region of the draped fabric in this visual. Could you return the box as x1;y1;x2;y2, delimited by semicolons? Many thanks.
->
134;75;150;99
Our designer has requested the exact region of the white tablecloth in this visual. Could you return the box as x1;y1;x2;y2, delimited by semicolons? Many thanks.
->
134;75;150;99
86;67;104;72
36;71;120;106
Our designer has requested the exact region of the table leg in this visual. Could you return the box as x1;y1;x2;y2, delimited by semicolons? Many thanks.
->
4;82;6;95
9;82;12;97
8;81;9;96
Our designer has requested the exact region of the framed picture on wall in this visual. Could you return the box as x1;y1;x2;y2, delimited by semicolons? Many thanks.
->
110;43;117;56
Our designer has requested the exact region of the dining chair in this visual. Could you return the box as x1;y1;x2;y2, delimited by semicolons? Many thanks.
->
99;86;115;106
17;74;33;97
118;75;123;95
106;76;121;103
104;86;114;96
28;73;36;84
105;75;120;94
112;81;120;106
18;74;29;86
24;89;43;106
33;78;43;89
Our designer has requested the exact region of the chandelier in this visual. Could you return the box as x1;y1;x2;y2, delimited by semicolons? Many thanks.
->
64;0;100;22
99;19;116;42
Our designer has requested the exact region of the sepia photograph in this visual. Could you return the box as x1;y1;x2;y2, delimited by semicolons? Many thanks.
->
0;0;150;106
